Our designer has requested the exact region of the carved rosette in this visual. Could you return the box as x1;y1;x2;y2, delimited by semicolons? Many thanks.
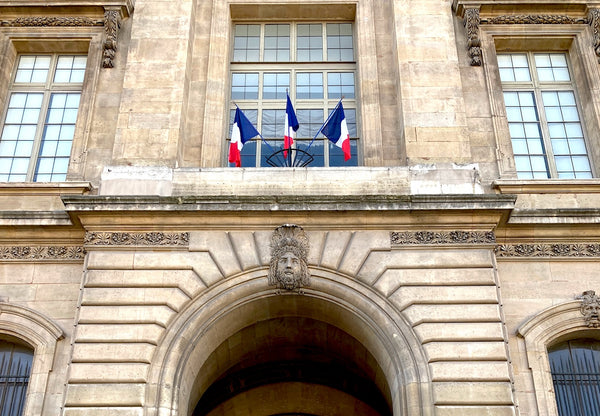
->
103;10;121;68
577;290;600;328
589;9;600;62
84;232;190;247
495;243;600;258
464;8;482;66
268;224;311;293
0;246;84;261
391;230;495;245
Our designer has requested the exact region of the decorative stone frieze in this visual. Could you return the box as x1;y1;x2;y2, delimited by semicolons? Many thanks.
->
0;246;84;261
84;232;190;247
464;8;482;66
268;224;311;293
102;9;121;68
390;230;495;245
482;15;587;25
495;243;600;257
1;16;103;27
0;10;123;68
458;8;600;66
577;290;600;328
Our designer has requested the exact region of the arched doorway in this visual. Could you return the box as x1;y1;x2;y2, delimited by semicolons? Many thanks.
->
146;269;433;416
192;315;391;415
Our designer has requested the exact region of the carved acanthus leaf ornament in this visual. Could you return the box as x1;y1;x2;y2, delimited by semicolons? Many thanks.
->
495;243;600;258
0;246;84;261
84;232;189;247
391;230;495;245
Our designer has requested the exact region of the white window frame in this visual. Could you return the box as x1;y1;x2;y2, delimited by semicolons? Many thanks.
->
480;27;600;180
228;22;359;167
0;53;87;182
499;51;593;179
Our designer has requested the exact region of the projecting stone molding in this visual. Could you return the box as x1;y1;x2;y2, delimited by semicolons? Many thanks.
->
0;4;130;68
454;3;600;65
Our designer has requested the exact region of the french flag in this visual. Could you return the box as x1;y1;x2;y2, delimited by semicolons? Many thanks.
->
229;107;260;167
321;102;351;161
284;94;299;157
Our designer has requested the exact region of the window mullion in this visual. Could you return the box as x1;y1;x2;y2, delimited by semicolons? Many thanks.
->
534;88;557;178
28;90;52;181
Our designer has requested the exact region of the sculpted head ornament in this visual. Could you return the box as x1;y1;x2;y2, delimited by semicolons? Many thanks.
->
268;224;310;292
578;290;600;328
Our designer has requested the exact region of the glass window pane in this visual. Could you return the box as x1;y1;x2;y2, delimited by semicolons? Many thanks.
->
327;23;354;61
296;73;323;99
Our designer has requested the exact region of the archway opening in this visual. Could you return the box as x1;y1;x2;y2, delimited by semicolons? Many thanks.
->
191;315;392;416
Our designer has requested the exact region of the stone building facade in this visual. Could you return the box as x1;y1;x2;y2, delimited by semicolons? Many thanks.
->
1;0;600;415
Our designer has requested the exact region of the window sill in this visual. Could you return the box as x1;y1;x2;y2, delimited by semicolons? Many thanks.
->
0;181;93;196
494;179;600;194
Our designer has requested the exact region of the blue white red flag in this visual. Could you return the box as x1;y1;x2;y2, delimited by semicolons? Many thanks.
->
229;107;260;167
284;94;299;157
321;102;351;161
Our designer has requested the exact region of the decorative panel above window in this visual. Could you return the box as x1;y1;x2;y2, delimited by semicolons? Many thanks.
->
228;22;358;167
0;54;87;182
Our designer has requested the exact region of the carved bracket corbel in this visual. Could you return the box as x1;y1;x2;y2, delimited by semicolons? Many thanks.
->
589;9;600;63
102;9;122;68
463;8;482;66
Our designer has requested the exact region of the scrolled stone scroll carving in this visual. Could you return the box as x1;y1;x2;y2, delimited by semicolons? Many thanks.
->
589;9;600;62
577;290;600;328
103;10;121;68
464;8;482;66
268;224;311;293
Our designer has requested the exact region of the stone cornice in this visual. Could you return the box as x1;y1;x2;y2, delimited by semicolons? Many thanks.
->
62;194;517;211
0;1;134;17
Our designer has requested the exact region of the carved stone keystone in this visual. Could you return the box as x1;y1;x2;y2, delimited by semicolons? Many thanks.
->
268;224;311;293
577;290;600;328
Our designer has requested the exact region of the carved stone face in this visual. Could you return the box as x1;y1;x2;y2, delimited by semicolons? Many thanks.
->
583;301;600;327
277;251;302;290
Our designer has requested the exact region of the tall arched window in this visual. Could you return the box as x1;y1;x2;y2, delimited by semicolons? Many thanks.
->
0;338;33;416
548;339;600;416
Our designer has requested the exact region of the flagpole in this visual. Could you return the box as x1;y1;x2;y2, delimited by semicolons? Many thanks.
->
305;98;343;154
